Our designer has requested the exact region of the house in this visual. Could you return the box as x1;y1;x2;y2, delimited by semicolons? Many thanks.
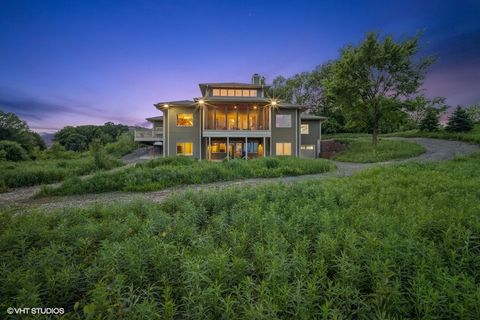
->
135;74;326;160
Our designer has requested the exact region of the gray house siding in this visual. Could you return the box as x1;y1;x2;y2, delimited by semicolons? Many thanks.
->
300;120;322;158
271;108;299;156
165;107;201;158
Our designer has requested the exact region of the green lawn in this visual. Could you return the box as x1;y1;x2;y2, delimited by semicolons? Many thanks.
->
2;153;479;319
332;138;426;163
387;124;480;144
0;156;123;191
37;156;335;197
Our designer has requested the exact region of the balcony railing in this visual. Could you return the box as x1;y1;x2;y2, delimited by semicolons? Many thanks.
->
134;129;163;141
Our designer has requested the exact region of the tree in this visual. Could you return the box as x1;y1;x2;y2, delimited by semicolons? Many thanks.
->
446;106;474;132
466;104;480;123
323;32;434;145
64;133;88;151
0;110;46;152
419;108;440;132
0;140;29;161
405;96;447;128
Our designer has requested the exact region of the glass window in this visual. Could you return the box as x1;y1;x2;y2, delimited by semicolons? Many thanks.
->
276;114;291;128
235;89;242;96
176;142;193;156
276;143;292;156
246;142;258;153
220;89;228;96
177;113;193;127
212;89;220;96
301;124;309;134
301;145;315;150
227;89;235;96
211;143;226;153
250;90;257;97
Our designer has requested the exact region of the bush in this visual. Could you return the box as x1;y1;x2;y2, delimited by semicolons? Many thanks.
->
104;132;140;157
2;153;480;318
37;157;335;196
0;140;29;161
419;108;440;132
446;106;474;132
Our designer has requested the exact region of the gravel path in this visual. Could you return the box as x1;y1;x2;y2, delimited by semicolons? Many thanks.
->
1;138;478;211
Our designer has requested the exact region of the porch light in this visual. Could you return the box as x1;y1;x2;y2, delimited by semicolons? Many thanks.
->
163;104;169;108
198;99;205;105
271;100;277;106
253;105;257;109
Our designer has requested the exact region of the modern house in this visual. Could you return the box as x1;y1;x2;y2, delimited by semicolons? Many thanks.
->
135;74;326;160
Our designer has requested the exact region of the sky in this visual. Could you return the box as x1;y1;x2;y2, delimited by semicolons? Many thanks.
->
0;0;479;132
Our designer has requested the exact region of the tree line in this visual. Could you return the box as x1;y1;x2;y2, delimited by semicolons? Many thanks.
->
269;32;479;144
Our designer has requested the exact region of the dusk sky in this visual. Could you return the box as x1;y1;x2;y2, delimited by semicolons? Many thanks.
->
1;0;479;132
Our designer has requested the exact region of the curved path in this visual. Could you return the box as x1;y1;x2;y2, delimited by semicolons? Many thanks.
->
1;138;479;211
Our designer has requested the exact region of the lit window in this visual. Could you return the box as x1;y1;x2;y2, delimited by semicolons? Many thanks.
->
235;89;242;96
177;142;193;156
301;124;309;134
276;143;292;156
301;145;315;150
177;113;193;127
250;90;257;97
212;89;220;96
220;89;228;96
276;114;291;128
227;89;234;96
211;143;226;153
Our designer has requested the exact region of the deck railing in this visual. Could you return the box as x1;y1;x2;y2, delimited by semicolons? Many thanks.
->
134;129;163;140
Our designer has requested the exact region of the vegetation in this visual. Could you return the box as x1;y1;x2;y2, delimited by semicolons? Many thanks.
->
104;132;140;157
0;140;29;161
0;110;46;157
38;157;334;197
390;124;480;144
2;153;480;318
332;138;425;163
466;104;480;123
419;107;441;132
446;106;474;132
54;122;129;151
0;154;123;191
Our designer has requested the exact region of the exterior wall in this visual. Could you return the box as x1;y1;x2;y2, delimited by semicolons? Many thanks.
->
300;120;321;158
271;108;299;156
151;120;163;131
165;107;201;158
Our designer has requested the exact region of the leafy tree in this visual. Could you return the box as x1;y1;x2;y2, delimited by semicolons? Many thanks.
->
446;106;474;132
419;108;440;132
406;96;447;128
64;133;88;151
0;110;45;152
323;32;434;145
0;140;29;161
466;104;480;123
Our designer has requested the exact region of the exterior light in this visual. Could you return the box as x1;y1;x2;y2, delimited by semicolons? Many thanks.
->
253;105;257;109
234;105;237;109
163;104;169;108
271;100;277;106
198;99;205;105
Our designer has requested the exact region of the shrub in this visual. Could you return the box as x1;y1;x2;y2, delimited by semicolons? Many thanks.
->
104;132;140;157
419;108;440;132
0;140;29;161
446;106;474;132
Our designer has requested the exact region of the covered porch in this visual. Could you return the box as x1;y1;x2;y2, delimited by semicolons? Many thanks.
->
204;137;270;161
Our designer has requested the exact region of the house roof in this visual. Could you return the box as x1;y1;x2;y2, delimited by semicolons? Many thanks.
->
154;100;195;109
300;113;327;121
199;82;268;96
145;116;163;122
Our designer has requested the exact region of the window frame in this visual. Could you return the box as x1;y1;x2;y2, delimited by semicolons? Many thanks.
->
275;142;292;156
301;124;309;134
176;142;193;156
275;114;292;128
176;113;193;127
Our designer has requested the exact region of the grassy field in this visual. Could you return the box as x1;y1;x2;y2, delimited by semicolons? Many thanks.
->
388;124;480;144
1;153;479;319
37;157;335;197
332;138;425;163
324;124;480;144
0;156;123;191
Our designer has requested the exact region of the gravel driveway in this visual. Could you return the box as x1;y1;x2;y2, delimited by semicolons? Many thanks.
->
1;138;478;211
